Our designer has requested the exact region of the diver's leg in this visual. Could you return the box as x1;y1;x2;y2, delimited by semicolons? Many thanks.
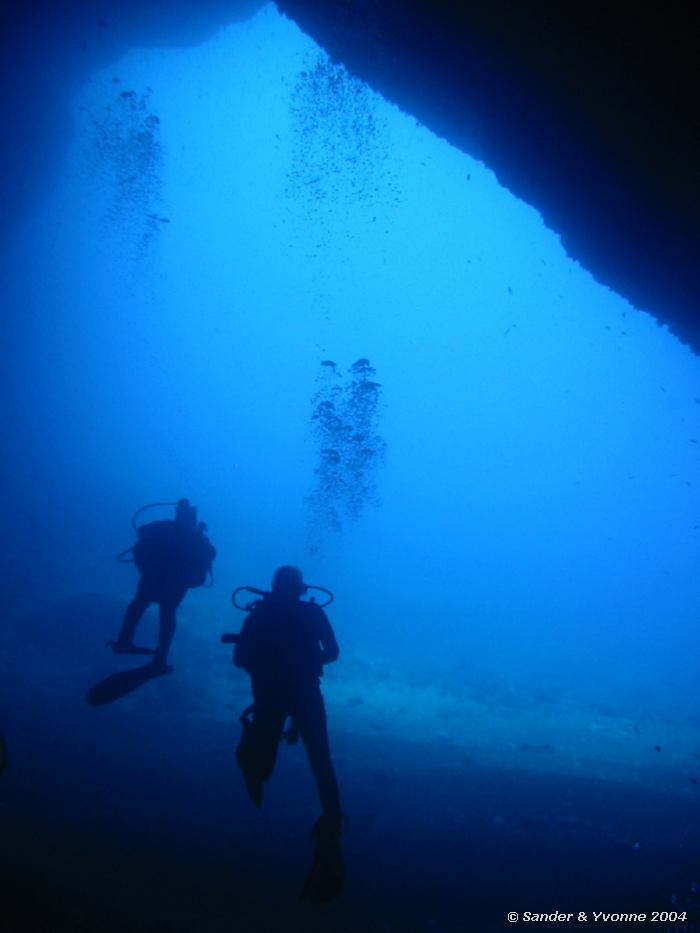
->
237;695;286;805
152;588;186;669
251;696;287;783
112;579;151;652
297;685;344;903
295;686;341;828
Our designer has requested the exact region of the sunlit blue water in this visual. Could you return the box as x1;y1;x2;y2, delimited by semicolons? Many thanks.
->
2;5;699;930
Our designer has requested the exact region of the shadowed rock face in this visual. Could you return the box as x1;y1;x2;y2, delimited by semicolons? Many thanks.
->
3;1;698;349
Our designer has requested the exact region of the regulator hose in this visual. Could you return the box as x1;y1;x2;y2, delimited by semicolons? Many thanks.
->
231;584;334;611
231;586;267;610
131;501;178;531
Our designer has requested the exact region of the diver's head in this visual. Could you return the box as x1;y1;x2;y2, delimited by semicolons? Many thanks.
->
271;565;307;599
175;498;197;528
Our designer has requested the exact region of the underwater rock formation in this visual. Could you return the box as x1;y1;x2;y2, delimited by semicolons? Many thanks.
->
307;357;386;547
83;82;166;253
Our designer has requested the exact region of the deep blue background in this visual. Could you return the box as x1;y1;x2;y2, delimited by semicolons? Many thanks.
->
1;6;699;931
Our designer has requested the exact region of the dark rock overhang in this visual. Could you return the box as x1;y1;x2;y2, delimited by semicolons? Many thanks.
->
3;1;698;352
276;0;699;351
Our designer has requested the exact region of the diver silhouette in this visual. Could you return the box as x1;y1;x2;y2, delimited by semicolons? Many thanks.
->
112;499;216;670
232;566;343;901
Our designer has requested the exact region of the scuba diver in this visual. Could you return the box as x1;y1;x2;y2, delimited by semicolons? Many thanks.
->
230;566;343;901
112;499;216;671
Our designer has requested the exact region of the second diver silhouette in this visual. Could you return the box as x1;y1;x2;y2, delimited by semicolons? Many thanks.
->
112;498;216;668
88;498;216;707
225;566;344;902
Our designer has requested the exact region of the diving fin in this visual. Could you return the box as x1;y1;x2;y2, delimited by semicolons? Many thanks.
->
86;662;173;707
301;815;344;903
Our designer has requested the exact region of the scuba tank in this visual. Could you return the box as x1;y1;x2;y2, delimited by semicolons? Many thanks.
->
116;500;215;587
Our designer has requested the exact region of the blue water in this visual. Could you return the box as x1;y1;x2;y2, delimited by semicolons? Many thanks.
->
1;5;699;930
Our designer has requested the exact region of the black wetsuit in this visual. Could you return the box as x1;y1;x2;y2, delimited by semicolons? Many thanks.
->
234;594;341;826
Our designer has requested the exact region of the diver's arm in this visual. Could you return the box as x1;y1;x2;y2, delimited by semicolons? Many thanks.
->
318;613;339;666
